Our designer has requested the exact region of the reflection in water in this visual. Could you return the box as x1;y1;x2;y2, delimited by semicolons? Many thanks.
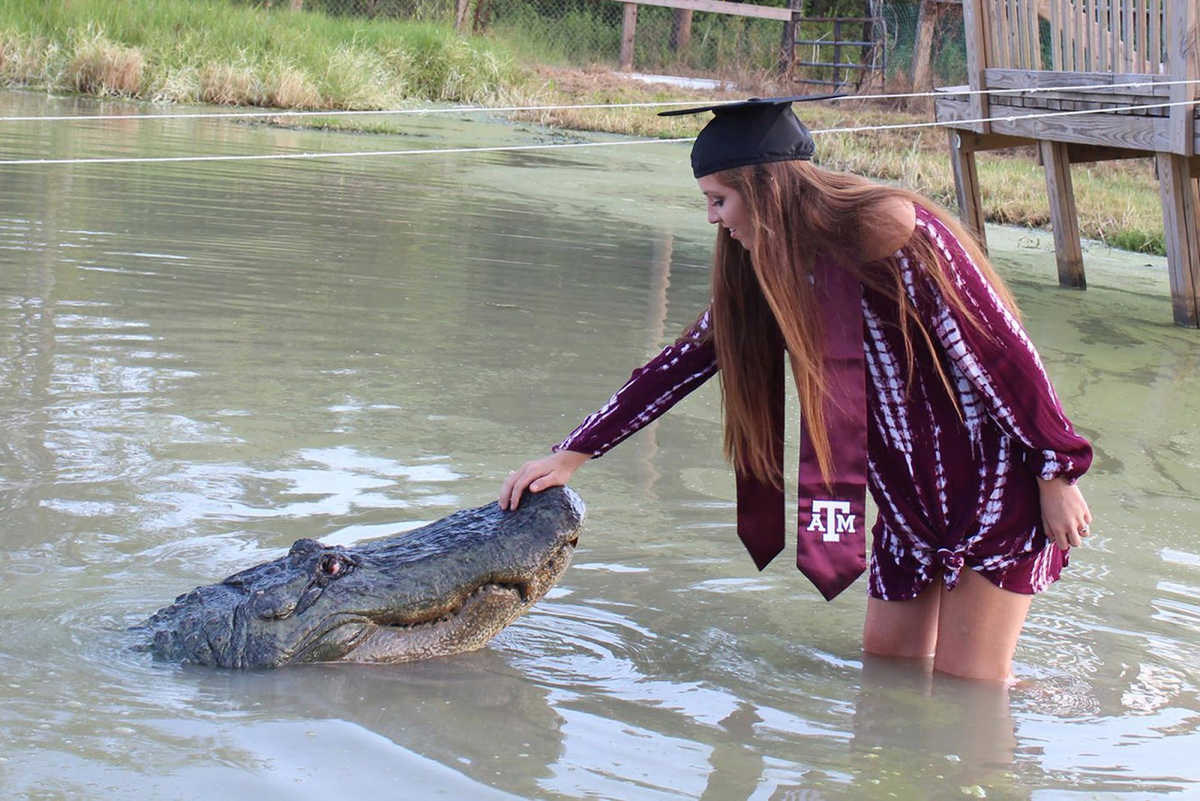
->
850;656;1024;797
2;89;1200;798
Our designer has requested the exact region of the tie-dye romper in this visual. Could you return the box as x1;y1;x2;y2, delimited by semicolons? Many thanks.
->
555;206;1094;600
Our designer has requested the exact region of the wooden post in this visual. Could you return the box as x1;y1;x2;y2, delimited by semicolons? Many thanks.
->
1156;153;1200;326
455;0;471;32
962;0;991;133
1167;0;1197;156
947;128;989;252
1040;140;1086;288
777;0;803;76
620;3;639;72
289;0;302;9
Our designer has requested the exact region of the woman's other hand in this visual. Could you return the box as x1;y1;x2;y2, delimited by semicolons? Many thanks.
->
1038;476;1093;550
500;450;591;511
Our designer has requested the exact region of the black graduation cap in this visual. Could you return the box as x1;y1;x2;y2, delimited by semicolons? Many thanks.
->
659;95;842;178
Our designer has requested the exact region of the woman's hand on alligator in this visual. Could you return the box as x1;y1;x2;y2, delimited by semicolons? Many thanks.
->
501;450;590;511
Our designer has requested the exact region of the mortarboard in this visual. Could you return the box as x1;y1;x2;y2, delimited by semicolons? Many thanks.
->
659;95;842;178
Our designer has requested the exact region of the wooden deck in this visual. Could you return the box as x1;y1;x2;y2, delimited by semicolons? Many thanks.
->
935;0;1200;325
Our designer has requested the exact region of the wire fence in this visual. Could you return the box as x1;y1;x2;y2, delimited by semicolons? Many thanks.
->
267;0;969;92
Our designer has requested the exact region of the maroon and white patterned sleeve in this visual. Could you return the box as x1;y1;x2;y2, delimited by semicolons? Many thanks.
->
913;210;1093;482
554;308;719;458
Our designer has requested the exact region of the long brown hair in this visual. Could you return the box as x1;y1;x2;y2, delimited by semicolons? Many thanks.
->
704;159;1018;488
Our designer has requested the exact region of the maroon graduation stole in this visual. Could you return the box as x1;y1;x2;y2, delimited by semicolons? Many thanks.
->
735;256;868;601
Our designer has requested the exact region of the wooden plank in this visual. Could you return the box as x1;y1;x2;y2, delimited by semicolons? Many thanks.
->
1167;0;1198;155
1013;0;1027;67
1065;142;1155;161
989;0;1002;67
986;106;1171;150
947;128;990;251
984;67;1173;95
1075;0;1094;69
1009;0;1023;67
954;130;1038;150
962;0;991;133
936;94;983;123
1156;153;1200;326
936;95;1175;154
603;0;795;21
1057;0;1071;68
1122;0;1133;72
1097;0;1108;68
1089;0;1099;69
620;3;638;72
1150;0;1162;73
988;0;1008;66
991;88;1163;106
1048;0;1060;69
1027;0;1041;68
1135;0;1146;71
1110;0;1119;71
1040;140;1087;287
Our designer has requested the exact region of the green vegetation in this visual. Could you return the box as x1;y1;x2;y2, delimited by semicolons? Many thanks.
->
0;0;1170;254
0;0;515;107
486;0;785;75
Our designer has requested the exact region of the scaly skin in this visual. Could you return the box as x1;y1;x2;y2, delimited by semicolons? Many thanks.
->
135;487;584;668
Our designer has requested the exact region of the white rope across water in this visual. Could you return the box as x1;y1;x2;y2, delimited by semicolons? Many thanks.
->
0;77;1197;124
0;137;692;166
0;89;1195;167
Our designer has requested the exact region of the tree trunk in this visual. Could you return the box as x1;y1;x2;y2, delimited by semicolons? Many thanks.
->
777;0;803;76
671;9;694;53
911;0;940;94
620;3;638;72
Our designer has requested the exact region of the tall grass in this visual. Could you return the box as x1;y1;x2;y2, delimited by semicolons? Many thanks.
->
0;0;516;107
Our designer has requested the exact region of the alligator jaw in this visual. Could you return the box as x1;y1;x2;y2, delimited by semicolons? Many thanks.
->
331;532;578;664
337;583;530;664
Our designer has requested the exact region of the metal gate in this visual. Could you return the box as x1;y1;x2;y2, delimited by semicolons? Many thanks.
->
792;2;887;91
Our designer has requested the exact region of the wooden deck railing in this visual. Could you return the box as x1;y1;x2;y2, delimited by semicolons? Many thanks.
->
985;0;1171;72
983;0;1168;72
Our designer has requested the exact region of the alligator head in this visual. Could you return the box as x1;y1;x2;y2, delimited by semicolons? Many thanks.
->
136;486;584;668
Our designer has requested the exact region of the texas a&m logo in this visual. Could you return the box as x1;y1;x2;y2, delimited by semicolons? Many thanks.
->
806;499;856;542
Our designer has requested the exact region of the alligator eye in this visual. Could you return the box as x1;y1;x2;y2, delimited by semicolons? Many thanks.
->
319;554;347;577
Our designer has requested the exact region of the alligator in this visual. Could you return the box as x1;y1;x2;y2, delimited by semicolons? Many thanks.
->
136;486;584;668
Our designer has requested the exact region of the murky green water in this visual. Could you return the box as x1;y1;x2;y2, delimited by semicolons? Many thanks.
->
1;89;1198;800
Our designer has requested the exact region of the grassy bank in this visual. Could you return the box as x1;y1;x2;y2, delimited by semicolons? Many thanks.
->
0;0;516;107
0;0;1167;254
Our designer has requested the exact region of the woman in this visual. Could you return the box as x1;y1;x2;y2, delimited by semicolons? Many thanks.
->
500;97;1092;682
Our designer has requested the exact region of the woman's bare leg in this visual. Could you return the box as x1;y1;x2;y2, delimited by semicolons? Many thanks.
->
932;568;1033;682
863;580;940;659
